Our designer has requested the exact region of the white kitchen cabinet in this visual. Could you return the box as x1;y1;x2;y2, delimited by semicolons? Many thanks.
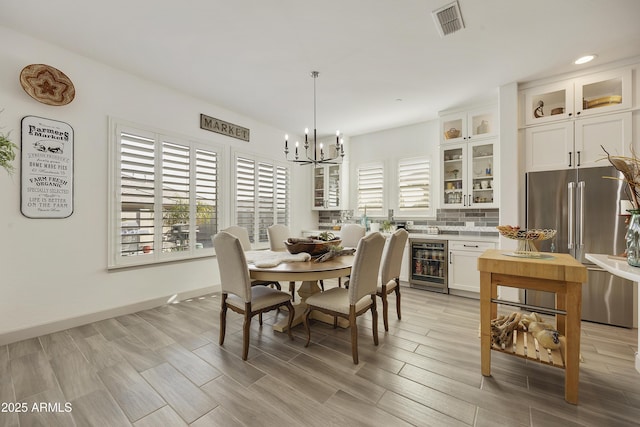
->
448;240;496;294
440;106;498;144
522;67;632;126
525;111;632;172
312;164;341;210
441;139;499;209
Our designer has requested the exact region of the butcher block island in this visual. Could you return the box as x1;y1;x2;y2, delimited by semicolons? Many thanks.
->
477;249;587;404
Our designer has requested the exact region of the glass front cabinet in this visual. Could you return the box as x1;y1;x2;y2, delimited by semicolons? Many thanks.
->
441;140;498;209
522;67;632;126
313;164;341;209
440;106;498;144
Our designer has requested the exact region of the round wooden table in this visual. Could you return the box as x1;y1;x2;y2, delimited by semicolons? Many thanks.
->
249;255;354;332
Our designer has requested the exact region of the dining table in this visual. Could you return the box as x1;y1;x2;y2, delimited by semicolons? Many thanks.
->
247;251;354;332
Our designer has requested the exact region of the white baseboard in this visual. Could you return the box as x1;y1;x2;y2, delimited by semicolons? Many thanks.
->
0;284;221;346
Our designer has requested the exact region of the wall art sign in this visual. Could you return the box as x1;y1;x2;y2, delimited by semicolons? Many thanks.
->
21;116;74;218
200;113;250;142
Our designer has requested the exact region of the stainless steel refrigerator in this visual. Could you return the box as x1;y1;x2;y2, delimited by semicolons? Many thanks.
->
525;166;634;328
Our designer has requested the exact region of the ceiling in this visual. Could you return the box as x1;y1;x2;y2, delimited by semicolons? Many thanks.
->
3;0;640;139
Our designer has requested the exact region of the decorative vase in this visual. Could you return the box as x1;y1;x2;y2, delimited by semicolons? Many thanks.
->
625;209;640;267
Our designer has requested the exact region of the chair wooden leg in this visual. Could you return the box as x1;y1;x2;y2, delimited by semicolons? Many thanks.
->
242;310;251;360
371;296;379;346
319;280;325;291
395;279;402;320
338;277;342;288
219;301;227;345
303;307;313;347
381;289;390;332
289;281;296;302
285;301;294;340
349;307;359;364
259;312;263;325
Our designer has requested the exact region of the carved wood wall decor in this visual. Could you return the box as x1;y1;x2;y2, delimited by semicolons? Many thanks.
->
19;64;75;106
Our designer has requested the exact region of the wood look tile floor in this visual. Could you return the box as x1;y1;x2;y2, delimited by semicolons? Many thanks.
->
1;282;639;427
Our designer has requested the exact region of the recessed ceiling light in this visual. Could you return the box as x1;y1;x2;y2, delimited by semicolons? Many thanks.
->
574;55;596;65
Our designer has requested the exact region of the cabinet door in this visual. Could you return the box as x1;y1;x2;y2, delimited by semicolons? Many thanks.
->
468;140;498;208
441;144;467;207
525;122;574;172
326;164;341;209
312;166;326;209
440;112;467;144
574;68;632;118
575;112;631;168
448;241;495;293
523;80;574;126
448;248;482;293
467;107;498;141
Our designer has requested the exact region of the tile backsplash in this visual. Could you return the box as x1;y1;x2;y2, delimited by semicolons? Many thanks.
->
318;208;499;236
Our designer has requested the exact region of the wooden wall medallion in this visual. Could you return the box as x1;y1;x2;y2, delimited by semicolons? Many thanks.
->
20;64;75;106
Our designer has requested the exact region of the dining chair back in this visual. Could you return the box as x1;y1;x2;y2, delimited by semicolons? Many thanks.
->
377;228;409;331
213;231;293;360
303;232;385;364
267;224;289;251
222;225;282;291
267;224;296;299
222;225;252;251
340;223;366;248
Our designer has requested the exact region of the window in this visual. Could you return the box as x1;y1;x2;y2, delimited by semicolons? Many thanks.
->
109;120;220;268
234;153;290;246
357;162;384;216
397;156;431;213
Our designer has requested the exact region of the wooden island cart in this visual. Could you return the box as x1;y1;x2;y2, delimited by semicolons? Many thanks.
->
478;249;587;404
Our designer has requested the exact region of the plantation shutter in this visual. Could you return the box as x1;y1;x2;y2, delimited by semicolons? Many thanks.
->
357;162;384;214
398;157;430;210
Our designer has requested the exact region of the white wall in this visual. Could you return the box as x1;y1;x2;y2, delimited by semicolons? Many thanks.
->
348;120;440;218
0;26;314;344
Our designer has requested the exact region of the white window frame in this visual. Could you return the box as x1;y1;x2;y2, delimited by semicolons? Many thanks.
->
356;161;385;217
396;156;432;217
232;151;290;249
108;118;223;268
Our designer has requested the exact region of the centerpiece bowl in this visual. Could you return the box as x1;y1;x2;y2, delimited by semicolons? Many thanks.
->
497;225;556;254
284;238;342;256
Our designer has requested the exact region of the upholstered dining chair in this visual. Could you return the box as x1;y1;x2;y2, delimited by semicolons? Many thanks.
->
267;224;289;251
377;228;409;331
213;231;294;360
340;223;366;248
267;224;297;300
333;223;366;288
222;225;252;250
303;232;385;364
222;225;281;291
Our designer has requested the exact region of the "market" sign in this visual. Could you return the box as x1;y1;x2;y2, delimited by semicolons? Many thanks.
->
200;114;250;142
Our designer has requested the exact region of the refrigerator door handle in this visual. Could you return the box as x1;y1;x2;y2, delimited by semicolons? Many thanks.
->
578;181;585;248
568;182;576;249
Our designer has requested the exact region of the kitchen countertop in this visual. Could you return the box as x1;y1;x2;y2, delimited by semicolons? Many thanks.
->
585;253;640;374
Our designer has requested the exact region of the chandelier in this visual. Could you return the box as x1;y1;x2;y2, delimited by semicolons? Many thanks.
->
284;71;344;165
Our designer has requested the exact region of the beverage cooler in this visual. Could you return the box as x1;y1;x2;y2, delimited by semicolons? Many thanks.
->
409;239;448;293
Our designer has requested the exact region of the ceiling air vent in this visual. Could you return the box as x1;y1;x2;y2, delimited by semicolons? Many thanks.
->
432;1;465;37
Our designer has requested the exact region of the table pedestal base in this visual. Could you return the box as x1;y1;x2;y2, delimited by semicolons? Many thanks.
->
272;280;349;332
